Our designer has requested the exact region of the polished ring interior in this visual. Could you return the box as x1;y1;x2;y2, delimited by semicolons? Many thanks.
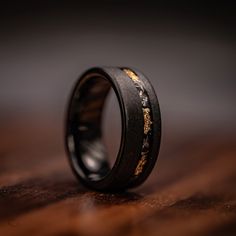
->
65;67;161;191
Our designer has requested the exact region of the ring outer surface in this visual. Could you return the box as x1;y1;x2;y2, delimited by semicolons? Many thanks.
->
65;67;161;191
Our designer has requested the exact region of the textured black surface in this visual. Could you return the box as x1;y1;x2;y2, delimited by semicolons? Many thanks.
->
65;67;161;191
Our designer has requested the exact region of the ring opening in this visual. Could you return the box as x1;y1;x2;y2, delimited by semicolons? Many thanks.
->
67;74;122;181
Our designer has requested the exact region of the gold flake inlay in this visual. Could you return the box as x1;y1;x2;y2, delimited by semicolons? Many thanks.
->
123;68;153;176
134;154;147;176
143;108;152;134
123;68;139;82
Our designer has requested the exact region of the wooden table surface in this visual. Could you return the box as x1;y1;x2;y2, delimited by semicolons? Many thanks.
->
0;118;236;236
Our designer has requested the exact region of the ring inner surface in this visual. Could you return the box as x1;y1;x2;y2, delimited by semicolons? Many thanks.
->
68;75;114;181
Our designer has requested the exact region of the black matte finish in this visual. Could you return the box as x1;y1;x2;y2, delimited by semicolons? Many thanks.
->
65;67;161;191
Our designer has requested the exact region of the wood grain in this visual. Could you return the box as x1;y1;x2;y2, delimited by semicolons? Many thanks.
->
0;118;236;236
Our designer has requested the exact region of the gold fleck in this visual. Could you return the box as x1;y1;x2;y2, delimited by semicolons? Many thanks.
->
143;108;152;134
134;155;147;176
123;68;139;82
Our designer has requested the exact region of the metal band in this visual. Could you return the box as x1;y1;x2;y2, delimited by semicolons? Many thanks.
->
65;67;161;191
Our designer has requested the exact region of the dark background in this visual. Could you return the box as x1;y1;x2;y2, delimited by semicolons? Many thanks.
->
1;2;235;156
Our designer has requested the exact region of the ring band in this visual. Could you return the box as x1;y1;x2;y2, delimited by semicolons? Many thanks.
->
65;67;161;191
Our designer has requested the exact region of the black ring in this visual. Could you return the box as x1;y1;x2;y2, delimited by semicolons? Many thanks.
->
65;67;161;191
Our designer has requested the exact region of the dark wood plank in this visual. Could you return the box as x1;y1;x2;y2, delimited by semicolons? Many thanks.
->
0;119;236;236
